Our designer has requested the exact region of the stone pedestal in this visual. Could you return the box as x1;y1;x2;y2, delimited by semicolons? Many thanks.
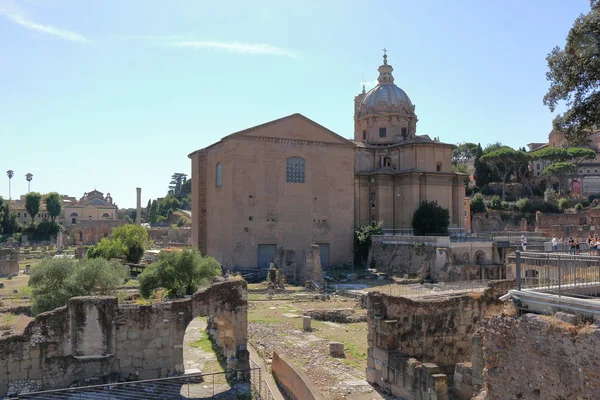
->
303;244;324;288
329;342;345;358
303;316;312;331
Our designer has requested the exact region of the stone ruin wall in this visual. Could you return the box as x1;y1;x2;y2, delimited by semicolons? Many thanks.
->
368;238;502;282
0;278;248;397
535;208;600;238
366;281;513;399
470;313;600;400
147;228;192;246
0;248;19;277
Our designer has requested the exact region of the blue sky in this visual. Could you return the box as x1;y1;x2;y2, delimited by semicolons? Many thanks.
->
0;0;592;207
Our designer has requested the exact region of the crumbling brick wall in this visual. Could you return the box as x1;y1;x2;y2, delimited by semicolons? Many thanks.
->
474;313;600;400
0;278;248;397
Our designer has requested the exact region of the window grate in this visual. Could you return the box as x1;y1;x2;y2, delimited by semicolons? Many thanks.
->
286;157;305;183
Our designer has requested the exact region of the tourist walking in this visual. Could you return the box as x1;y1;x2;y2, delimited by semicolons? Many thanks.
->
521;234;527;251
552;236;558;252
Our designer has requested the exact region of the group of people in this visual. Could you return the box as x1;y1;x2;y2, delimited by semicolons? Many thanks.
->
551;234;600;254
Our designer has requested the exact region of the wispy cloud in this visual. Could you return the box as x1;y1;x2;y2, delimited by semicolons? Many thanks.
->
167;40;295;58
1;11;88;43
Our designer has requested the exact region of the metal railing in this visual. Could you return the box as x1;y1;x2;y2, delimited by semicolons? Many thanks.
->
514;251;600;299
15;362;267;399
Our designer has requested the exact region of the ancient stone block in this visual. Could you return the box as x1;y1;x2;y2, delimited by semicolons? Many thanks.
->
303;316;311;331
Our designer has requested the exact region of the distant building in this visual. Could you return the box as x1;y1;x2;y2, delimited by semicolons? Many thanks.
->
528;129;600;193
9;190;123;244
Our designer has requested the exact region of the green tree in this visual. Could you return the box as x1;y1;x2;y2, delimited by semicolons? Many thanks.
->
543;1;600;146
490;195;502;210
542;162;577;193
145;199;151;221
24;191;42;225
44;192;63;222
149;200;158;225
558;197;570;211
138;248;221;298
29;258;128;315
533;147;569;162
473;143;489;188
354;223;383;265
515;198;532;213
158;194;181;217
479;147;520;200
513;151;534;197
567;147;597;164
470;193;486;214
452;142;478;165
87;236;127;260
412;200;450;236
544;188;559;207
111;224;149;263
168;173;188;199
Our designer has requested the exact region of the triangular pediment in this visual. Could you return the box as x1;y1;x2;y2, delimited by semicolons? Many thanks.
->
223;114;351;145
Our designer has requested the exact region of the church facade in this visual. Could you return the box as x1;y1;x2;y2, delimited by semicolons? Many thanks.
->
189;53;465;272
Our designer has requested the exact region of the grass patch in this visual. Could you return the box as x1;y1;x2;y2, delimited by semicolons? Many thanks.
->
124;279;140;287
1;313;15;325
249;315;282;324
189;331;214;353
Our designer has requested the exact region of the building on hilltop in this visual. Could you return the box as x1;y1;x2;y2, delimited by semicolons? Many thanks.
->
188;52;466;273
528;128;600;194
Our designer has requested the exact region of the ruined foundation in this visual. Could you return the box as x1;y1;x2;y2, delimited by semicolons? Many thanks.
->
0;278;249;397
366;281;513;399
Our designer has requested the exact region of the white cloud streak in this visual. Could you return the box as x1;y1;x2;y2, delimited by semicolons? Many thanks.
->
168;40;295;58
1;11;88;43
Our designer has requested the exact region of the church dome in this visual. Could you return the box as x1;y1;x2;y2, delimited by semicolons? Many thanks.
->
360;51;412;108
362;84;412;108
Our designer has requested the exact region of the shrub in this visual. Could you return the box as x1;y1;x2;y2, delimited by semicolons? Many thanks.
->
354;223;383;265
581;199;591;208
412;200;450;236
138;248;221;298
589;194;599;202
575;203;584;211
470;193;486;214
558;198;569;211
515;198;532;213
501;201;509;210
544;189;558;207
29;258;128;315
489;195;502;210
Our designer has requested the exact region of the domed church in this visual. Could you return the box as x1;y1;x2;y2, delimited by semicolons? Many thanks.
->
352;52;465;234
189;52;465;275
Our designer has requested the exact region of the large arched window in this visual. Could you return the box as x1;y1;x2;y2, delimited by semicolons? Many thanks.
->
286;157;305;183
216;162;223;187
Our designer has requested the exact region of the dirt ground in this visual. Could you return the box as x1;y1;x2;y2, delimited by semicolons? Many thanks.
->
248;293;390;400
